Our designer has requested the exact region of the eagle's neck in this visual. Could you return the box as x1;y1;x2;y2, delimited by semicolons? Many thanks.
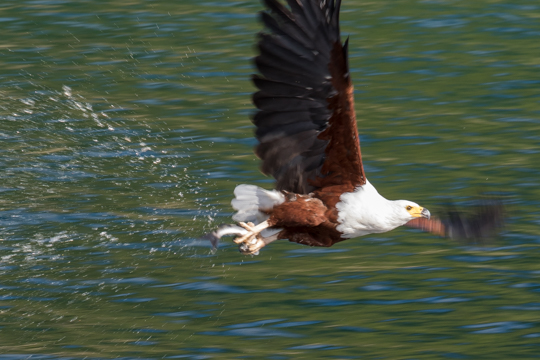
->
335;180;407;238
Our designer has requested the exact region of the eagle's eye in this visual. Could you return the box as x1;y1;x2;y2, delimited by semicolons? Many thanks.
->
406;206;413;211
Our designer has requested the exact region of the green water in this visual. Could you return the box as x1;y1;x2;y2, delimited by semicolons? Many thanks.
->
1;0;539;359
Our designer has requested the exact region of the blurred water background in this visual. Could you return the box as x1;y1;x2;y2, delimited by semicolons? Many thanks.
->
1;0;539;358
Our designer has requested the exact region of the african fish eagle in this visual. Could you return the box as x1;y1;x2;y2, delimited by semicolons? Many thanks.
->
203;0;503;255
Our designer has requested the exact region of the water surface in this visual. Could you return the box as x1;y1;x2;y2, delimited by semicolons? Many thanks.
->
1;0;539;359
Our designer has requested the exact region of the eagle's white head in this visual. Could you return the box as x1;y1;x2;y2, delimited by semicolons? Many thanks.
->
336;180;431;239
392;199;431;223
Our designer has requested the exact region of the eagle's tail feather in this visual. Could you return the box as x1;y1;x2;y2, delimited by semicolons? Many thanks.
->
201;185;285;252
231;184;285;224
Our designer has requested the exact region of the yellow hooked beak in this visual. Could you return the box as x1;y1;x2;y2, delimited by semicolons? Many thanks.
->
408;206;431;219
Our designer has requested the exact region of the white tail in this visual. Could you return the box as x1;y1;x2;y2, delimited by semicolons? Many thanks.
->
231;184;285;224
200;185;284;249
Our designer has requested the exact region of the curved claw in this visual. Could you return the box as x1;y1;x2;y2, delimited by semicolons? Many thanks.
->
233;222;256;244
233;221;269;245
239;222;256;230
238;237;265;256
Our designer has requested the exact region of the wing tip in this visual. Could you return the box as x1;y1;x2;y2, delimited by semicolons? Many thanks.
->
445;198;506;244
407;196;506;244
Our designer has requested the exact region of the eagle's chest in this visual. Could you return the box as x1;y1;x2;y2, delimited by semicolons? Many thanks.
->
334;184;401;239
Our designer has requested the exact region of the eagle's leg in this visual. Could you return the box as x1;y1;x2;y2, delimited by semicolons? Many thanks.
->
232;220;270;245
239;233;279;256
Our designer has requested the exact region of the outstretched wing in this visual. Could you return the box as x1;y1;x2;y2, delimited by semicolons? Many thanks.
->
406;200;505;243
253;0;365;194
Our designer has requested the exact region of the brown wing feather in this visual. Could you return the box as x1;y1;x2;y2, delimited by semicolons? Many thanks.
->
406;218;447;237
311;39;366;192
253;0;365;194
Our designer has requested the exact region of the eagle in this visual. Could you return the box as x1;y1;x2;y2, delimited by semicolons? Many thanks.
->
203;0;503;255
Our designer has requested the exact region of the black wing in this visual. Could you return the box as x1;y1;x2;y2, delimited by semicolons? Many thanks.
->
253;0;366;194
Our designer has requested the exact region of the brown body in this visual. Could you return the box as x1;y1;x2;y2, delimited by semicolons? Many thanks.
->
266;191;344;247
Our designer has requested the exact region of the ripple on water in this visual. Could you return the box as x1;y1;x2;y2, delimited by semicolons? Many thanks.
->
337;326;373;333
174;281;249;294
303;298;356;307
130;341;158;346
412;17;468;28
226;319;285;328
446;255;518;263
424;277;455;282
360;283;410;291
109;293;156;303
105;277;158;285
22;277;67;286
499;303;540;311
509;282;540;288
154;311;209;319
271;321;321;328
417;309;454;314
463;321;533;334
202;327;302;338
288;344;343;350
363;296;470;305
